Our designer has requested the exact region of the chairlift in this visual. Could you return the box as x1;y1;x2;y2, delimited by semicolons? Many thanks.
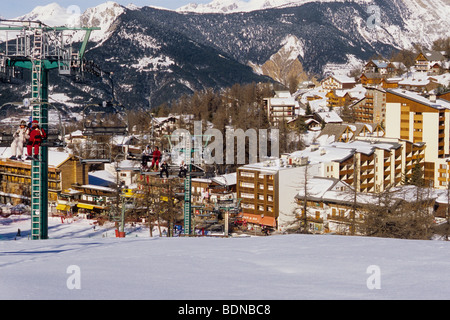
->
79;103;128;164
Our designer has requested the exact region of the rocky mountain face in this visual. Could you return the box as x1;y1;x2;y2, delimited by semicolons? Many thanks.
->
0;0;449;111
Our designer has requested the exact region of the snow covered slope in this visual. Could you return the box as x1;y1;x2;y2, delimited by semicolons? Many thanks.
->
1;215;450;300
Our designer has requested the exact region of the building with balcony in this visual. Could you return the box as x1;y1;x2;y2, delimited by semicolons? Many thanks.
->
263;91;299;125
236;137;424;231
385;88;450;188
0;148;88;206
351;87;386;125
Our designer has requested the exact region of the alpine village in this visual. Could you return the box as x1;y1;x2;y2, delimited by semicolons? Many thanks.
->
1;1;450;242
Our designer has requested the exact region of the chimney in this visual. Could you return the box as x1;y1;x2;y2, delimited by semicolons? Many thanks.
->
429;94;436;103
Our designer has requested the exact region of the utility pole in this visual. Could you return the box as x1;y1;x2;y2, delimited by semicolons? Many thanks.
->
0;20;99;239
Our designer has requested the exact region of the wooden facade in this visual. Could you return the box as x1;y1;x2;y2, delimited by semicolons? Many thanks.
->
236;168;278;228
0;154;88;206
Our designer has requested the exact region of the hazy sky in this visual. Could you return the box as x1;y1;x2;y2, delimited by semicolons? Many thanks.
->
1;0;211;18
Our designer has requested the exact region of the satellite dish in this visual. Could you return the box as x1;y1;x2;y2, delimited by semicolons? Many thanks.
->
23;98;30;108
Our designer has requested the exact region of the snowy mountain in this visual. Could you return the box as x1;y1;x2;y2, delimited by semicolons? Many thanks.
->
177;0;450;50
14;2;72;26
13;2;125;43
1;0;449;110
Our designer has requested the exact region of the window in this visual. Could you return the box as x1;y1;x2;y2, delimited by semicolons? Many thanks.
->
240;182;254;188
240;171;254;178
242;203;255;209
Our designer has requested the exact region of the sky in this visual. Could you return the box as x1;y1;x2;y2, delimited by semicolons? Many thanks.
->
1;0;210;18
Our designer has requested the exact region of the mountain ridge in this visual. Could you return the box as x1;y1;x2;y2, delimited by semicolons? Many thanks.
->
1;0;449;110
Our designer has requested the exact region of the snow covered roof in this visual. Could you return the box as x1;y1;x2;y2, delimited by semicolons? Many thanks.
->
387;89;450;109
419;50;445;62
371;60;388;68
329;75;356;84
0;147;73;167
315;111;343;123
89;170;116;187
295;177;436;206
294;177;380;206
78;184;116;193
211;172;237;186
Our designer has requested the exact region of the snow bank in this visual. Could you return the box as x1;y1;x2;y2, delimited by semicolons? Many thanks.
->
1;215;450;300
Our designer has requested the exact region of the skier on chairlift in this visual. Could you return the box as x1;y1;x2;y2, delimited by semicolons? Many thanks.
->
26;120;47;161
10;120;28;161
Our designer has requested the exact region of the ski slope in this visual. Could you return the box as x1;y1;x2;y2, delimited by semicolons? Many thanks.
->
1;215;450;300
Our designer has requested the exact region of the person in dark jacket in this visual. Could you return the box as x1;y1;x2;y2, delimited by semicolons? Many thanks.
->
178;160;187;178
160;160;169;178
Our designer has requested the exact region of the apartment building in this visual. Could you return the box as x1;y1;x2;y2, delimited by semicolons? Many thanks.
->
295;177;437;235
351;87;386;124
236;137;424;231
0;148;88;206
385;88;450;188
237;157;309;231
263;91;299;125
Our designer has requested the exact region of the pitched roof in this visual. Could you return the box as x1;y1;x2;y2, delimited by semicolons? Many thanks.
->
420;50;446;62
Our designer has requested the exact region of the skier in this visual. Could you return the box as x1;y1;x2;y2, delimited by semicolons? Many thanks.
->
141;145;152;170
150;146;161;171
9;120;29;160
26;120;47;160
160;160;169;178
178;160;187;178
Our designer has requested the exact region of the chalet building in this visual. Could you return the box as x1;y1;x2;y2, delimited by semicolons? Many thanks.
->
325;90;353;109
415;50;446;73
147;114;196;142
385;88;450;188
263;91;299;125
360;73;383;87
321;75;356;91
381;77;401;89
363;60;400;75
0;148;88;206
191;173;237;205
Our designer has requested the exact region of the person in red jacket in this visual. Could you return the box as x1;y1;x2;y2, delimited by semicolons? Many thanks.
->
26;120;46;160
150;146;161;171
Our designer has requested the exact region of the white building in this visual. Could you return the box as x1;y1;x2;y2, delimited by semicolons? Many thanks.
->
264;91;299;125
